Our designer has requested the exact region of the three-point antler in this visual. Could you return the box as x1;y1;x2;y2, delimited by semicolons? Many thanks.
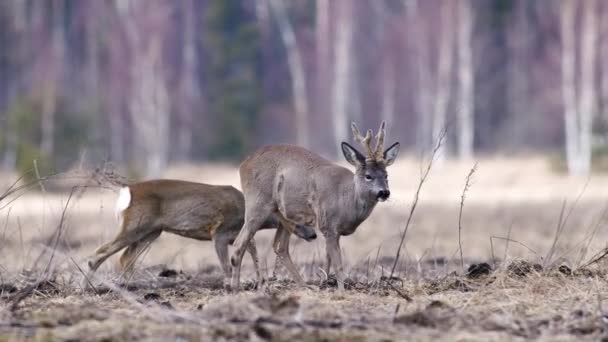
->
351;121;387;161
351;123;374;157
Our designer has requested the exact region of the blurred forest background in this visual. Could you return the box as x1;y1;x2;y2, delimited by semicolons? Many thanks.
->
0;0;607;178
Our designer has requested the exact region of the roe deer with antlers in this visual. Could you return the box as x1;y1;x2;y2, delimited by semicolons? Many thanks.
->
230;121;400;290
86;179;317;287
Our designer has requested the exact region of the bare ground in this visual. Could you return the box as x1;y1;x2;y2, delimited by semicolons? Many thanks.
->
2;157;608;341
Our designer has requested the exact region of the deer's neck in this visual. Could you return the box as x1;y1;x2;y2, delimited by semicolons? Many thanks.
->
346;179;377;226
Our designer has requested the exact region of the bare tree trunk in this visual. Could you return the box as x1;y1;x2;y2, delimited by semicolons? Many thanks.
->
506;0;531;149
130;40;170;178
2;86;17;170
118;1;170;177
433;1;454;161
2;1;26;170
41;0;65;159
332;0;353;155
561;0;578;175
405;0;432;152
381;59;396;126
315;0;331;153
577;0;597;175
602;2;608;127
177;0;198;161
267;0;310;148
373;1;395;126
457;0;475;160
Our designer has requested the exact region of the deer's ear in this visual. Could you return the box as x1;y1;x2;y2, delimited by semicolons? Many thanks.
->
384;142;400;166
342;142;365;166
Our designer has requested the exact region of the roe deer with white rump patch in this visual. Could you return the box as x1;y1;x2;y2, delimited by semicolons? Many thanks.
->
86;179;317;287
230;121;400;290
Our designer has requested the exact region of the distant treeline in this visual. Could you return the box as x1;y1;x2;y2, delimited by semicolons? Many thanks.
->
0;0;606;177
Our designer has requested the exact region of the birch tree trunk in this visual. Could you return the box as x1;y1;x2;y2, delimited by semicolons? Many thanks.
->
381;59;396;126
560;0;578;175
40;1;65;159
405;0;432;152
374;2;394;126
433;1;454;161
457;0;475;160
130;40;170;178
577;0;597;176
267;0;310;148
2;1;26;170
118;1;170;178
332;0;353;154
315;0;330;152
602;3;608;128
177;0;198;160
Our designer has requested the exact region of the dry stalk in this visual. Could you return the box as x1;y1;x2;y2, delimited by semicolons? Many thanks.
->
389;128;446;279
458;163;477;271
490;236;539;257
544;179;589;268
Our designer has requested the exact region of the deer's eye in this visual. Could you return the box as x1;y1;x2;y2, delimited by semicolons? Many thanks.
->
365;175;373;181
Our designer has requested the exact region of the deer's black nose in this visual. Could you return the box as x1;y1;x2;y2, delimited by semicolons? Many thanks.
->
377;190;390;201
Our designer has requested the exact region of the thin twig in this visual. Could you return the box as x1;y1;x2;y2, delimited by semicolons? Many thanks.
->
490;236;539;257
458;163;477;271
389;128;446;279
43;187;77;276
33;159;46;193
503;221;514;261
69;256;99;295
544;179;589;268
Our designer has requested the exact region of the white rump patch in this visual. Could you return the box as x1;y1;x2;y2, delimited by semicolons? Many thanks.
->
115;187;131;222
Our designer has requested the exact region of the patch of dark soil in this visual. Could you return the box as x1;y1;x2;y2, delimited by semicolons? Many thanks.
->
142;292;173;309
558;265;572;276
143;292;162;301
32;280;61;296
251;294;300;316
0;283;18;296
379;276;403;286
425;257;448;267
252;318;274;340
467;263;492;279
158;269;179;278
425;277;472;294
567;311;603;336
573;268;595;277
394;301;457;329
507;260;542;277
427;300;451;310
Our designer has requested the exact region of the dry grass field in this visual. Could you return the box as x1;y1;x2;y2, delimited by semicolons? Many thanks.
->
2;157;608;341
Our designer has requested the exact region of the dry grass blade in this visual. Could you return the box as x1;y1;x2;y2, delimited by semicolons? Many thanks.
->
544;179;589;268
490;236;539;257
458;163;477;271
42;187;77;276
389;127;447;279
581;247;608;268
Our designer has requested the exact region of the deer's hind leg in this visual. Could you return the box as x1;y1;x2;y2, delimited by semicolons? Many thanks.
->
215;233;233;287
119;230;162;275
230;204;274;291
87;214;157;274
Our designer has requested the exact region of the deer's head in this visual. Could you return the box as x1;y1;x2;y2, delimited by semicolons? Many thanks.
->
341;121;400;202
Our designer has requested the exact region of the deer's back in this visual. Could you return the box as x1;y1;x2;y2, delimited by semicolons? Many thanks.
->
241;144;333;177
125;180;245;239
239;145;354;222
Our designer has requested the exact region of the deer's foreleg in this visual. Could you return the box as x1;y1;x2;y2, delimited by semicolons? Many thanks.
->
325;235;344;290
273;226;304;286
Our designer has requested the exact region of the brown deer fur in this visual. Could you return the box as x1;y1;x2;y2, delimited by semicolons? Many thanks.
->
231;121;400;290
86;179;316;286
